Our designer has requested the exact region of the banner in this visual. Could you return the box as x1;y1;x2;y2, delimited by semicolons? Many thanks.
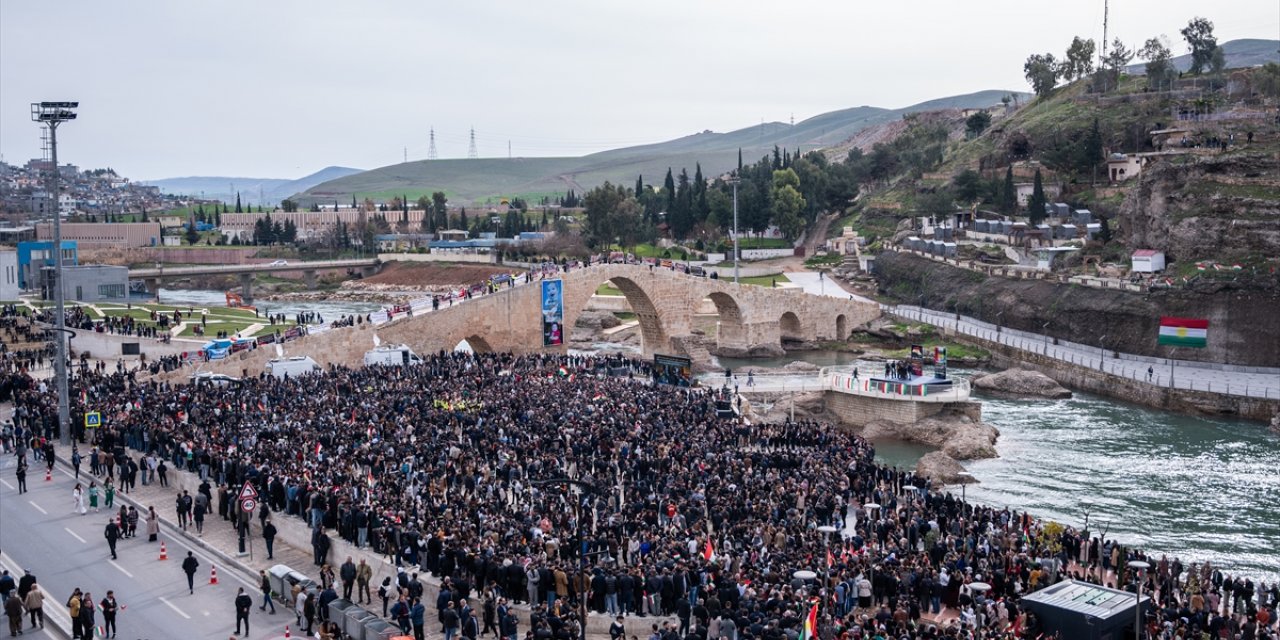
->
653;354;693;387
542;279;564;346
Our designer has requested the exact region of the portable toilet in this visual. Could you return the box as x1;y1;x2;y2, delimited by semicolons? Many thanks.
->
1053;203;1070;217
1058;224;1077;239
975;219;990;233
941;227;954;241
943;242;957;257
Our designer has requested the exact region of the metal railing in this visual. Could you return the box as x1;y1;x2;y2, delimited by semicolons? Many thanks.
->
716;365;971;402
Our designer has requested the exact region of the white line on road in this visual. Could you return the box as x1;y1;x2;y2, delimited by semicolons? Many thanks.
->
110;560;134;578
159;596;192;619
0;478;13;489
64;527;86;543
29;500;47;514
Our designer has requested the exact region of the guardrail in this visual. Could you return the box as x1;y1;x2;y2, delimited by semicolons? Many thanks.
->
887;306;1280;400
715;365;971;402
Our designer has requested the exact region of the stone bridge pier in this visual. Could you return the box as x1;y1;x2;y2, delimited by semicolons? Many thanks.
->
239;273;254;303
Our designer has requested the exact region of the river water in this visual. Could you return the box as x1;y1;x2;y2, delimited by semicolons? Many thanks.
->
706;349;1280;583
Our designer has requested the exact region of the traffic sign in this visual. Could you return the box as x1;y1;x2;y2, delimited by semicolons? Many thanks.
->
240;497;257;513
238;482;258;501
84;412;101;428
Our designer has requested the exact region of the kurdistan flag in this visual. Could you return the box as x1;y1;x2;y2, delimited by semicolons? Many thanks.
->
798;603;818;640
1157;316;1209;348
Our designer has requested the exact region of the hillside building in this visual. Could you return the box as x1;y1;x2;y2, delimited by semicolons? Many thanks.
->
36;222;161;248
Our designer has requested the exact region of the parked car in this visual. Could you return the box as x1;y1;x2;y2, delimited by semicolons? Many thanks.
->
268;260;289;266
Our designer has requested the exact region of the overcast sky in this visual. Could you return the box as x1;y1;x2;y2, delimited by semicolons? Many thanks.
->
1;1;1274;180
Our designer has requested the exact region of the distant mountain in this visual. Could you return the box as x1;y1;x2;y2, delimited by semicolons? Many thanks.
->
143;166;362;205
1127;38;1279;75
294;90;1023;205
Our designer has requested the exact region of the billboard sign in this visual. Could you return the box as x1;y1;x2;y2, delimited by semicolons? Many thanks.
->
542;279;564;346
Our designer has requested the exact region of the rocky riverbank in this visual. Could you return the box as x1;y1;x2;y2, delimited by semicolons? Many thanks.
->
861;408;1000;461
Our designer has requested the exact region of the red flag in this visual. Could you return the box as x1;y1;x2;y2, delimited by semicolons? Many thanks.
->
314;443;323;457
703;539;715;562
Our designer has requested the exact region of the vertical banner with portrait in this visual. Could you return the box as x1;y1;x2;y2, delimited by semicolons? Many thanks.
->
542;279;564;346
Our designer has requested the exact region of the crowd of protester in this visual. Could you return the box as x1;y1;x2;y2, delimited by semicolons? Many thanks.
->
5;349;1276;640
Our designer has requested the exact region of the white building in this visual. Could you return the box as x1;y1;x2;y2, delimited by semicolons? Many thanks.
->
0;249;18;300
1131;249;1166;273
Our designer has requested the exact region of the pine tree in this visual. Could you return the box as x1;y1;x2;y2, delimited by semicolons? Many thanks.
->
1001;167;1017;215
1028;169;1047;225
635;175;644;198
737;148;743;173
663;168;676;214
235;193;243;213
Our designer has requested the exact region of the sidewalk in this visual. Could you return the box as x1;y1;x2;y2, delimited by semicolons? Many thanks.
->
890;305;1280;400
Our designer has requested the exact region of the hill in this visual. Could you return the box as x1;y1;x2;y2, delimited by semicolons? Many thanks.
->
1127;38;1279;75
292;90;1024;206
143;166;362;205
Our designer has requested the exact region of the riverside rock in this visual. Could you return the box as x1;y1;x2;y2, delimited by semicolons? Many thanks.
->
915;451;975;484
861;410;999;460
971;368;1072;400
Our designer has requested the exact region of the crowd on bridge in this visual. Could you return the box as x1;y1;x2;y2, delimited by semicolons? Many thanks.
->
5;348;1277;640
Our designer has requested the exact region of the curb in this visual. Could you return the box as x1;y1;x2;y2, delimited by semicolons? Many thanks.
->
0;549;74;640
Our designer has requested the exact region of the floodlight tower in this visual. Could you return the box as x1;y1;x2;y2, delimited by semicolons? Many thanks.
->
31;101;78;445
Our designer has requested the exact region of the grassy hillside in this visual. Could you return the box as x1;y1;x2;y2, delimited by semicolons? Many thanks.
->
1126;38;1279;75
293;90;1021;206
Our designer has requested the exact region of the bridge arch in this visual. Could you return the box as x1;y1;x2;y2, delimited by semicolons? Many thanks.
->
836;314;848;341
579;275;670;355
701;291;747;350
457;335;494;353
779;311;804;342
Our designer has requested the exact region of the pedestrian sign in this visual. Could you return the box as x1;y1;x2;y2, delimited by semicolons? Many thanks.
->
84;412;101;428
238;482;258;501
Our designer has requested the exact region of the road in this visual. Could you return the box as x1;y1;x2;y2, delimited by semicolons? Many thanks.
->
0;454;295;640
892;305;1280;399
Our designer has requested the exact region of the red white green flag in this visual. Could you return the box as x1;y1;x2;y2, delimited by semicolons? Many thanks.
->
799;602;818;640
1157;316;1208;348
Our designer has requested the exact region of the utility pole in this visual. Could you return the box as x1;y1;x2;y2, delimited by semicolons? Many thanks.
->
729;175;740;284
31;101;78;446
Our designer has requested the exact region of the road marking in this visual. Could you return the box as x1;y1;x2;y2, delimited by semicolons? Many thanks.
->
110;560;134;578
0;478;13;489
64;527;86;543
29;500;47;514
159;596;191;619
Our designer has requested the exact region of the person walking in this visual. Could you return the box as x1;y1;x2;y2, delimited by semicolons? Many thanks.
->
340;557;356;601
3;592;21;637
103;479;115;510
73;483;86;516
262;519;277;559
356;559;372;605
21;585;42;631
258;570;275;614
88;481;99;513
1147;365;1154;382
99;591;119;638
104;519;121;560
234;587;252;636
14;459;26;495
181;552;199;594
71;447;82;478
193;494;206;535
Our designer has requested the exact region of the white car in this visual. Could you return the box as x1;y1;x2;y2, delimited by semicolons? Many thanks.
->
268;260;289;266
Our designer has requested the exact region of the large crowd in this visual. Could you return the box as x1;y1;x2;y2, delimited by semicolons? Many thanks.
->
4;340;1278;639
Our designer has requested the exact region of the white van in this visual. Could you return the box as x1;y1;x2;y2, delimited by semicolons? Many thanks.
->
265;356;320;379
364;344;422;367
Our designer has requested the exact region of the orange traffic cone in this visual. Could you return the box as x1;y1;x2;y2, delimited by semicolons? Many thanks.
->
159;541;168;560
45;468;52;482
284;625;291;638
209;565;218;585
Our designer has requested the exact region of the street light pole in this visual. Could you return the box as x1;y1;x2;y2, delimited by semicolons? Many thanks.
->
31;101;78;446
1128;560;1150;640
730;177;740;284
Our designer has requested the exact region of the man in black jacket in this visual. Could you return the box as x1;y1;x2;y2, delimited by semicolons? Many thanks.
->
181;552;200;594
104;520;121;560
234;587;252;636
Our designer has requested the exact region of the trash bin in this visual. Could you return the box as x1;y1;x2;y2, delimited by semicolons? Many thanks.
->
344;607;377;640
328;597;356;626
268;564;293;601
363;618;400;640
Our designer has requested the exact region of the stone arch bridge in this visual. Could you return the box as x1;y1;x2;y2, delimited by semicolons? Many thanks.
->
188;264;881;374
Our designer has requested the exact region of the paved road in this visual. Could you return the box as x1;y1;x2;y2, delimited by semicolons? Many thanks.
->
784;272;877;304
0;454;293;640
892;305;1280;399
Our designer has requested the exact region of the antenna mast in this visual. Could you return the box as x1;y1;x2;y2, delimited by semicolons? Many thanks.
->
1100;0;1109;66
468;127;478;159
428;127;438;160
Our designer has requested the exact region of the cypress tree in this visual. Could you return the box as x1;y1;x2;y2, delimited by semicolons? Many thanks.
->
235;193;243;213
1001;167;1016;215
1028;169;1047;225
635;175;643;198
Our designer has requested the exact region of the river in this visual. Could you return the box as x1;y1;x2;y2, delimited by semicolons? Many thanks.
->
663;347;1279;583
